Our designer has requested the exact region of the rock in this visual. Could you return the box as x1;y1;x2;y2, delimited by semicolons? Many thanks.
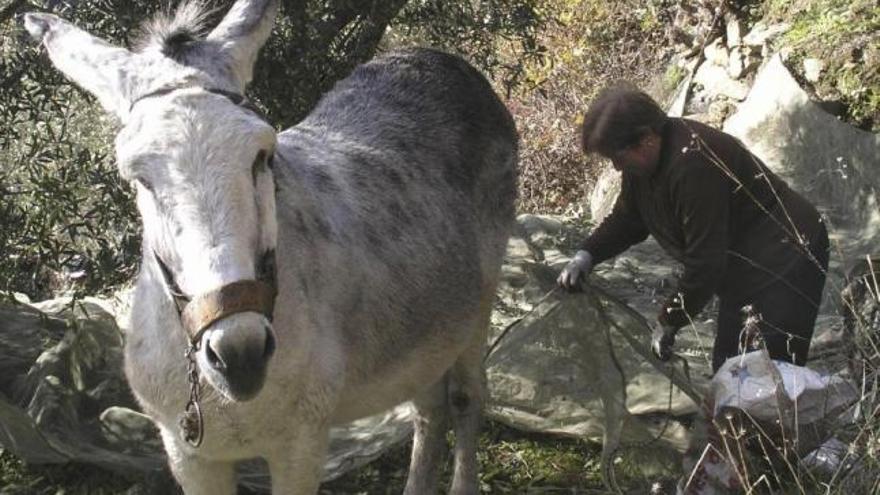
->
728;46;746;79
685;98;735;129
100;407;160;445
707;99;736;126
683;112;715;126
729;47;762;80
515;214;563;260
589;165;621;224
744;49;762;73
685;87;712;115
723;53;880;269
694;61;750;100
743;22;791;47
803;58;825;83
671;2;717;51
667;58;699;118
516;213;564;238
703;37;729;67
726;17;743;48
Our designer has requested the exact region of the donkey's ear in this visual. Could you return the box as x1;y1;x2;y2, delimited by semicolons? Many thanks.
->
23;13;136;120
207;0;278;91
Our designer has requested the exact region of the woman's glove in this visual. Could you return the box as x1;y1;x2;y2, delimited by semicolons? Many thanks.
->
557;250;594;291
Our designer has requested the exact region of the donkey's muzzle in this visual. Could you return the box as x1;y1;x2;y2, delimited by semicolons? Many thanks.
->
204;320;276;401
181;279;277;401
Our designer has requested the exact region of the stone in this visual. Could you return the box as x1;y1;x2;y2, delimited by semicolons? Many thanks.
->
743;22;791;47
516;213;564;237
724;53;880;273
703;37;729;67
685;87;712;115
707;99;736;127
743;51;762;74
803;57;825;83
726;17;743;48
694;60;750;100
728;46;746;79
589;165;620;225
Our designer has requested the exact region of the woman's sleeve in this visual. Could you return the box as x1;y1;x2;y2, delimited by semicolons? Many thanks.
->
581;177;649;264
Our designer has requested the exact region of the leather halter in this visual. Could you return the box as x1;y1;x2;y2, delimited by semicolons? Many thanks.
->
154;250;277;345
135;86;277;345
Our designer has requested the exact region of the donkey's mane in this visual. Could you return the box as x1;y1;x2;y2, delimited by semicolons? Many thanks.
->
136;1;214;60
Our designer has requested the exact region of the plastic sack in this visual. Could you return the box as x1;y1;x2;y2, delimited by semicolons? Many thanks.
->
711;350;856;426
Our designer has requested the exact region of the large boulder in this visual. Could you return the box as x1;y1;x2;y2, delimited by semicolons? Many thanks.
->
724;54;880;278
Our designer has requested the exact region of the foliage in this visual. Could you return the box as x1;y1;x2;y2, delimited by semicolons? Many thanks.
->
0;0;543;300
0;449;136;495
387;0;544;98
1;421;668;494
504;0;679;214
0;18;139;301
252;0;410;129
320;421;675;493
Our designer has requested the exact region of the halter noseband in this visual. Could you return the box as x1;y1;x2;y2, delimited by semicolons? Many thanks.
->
136;86;277;345
154;250;277;345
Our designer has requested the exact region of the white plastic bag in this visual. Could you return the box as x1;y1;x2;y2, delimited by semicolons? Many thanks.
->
711;350;856;425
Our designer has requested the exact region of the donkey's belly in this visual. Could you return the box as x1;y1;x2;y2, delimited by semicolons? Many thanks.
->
329;325;481;424
330;363;450;424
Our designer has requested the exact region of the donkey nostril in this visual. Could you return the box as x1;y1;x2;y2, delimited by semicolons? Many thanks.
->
206;341;226;370
263;327;276;359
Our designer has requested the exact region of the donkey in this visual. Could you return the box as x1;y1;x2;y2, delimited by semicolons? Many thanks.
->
23;0;517;493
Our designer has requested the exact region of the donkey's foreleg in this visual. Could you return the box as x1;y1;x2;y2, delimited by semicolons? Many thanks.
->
404;379;450;495
266;424;331;494
161;431;237;495
448;326;487;495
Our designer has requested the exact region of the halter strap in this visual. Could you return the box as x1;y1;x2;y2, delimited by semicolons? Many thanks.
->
154;249;278;345
181;280;277;344
130;86;265;119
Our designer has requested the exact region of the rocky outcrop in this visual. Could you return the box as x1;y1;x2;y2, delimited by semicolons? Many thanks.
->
724;54;880;287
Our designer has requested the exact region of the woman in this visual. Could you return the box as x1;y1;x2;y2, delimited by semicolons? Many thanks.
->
558;86;829;372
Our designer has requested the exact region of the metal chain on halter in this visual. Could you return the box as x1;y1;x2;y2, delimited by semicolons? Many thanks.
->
179;342;204;447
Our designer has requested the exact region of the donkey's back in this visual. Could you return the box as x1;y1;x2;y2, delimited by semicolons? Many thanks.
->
281;48;517;237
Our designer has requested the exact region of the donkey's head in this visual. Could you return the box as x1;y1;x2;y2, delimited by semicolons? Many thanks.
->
24;0;280;402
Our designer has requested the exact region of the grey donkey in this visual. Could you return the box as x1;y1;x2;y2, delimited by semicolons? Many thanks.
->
23;0;517;493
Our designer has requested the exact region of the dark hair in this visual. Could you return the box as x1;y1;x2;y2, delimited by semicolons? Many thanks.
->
580;85;668;156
